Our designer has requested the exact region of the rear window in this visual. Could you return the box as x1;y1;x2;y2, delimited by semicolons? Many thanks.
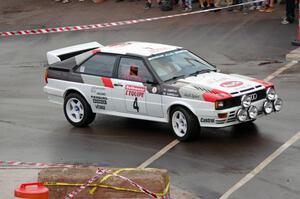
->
77;54;117;77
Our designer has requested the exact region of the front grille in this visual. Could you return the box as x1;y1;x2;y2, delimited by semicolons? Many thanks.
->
227;110;236;123
228;111;236;118
216;89;266;110
227;118;236;123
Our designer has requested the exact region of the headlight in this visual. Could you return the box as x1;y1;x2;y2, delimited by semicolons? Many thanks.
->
273;98;283;112
215;101;224;110
266;87;276;101
236;108;248;122
263;101;273;114
241;95;251;108
248;106;258;119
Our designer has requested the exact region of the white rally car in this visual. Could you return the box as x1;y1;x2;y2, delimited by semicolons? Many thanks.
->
44;41;283;141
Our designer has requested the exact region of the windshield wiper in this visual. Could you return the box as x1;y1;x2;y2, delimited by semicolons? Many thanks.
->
189;69;212;76
164;74;186;82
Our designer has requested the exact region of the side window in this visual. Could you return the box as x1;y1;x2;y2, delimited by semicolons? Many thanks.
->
118;57;153;83
77;54;116;77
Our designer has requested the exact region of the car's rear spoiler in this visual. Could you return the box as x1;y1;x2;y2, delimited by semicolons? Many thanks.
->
46;42;103;65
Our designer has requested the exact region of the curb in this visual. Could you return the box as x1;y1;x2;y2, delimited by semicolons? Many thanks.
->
286;47;300;61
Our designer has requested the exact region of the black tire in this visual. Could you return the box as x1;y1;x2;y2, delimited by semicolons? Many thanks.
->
170;106;200;141
64;93;96;127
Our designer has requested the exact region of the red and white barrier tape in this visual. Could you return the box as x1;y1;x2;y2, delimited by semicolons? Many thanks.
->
0;0;264;38
0;160;77;168
64;168;110;199
110;172;169;199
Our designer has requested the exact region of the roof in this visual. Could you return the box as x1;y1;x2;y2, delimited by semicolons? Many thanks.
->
99;41;182;57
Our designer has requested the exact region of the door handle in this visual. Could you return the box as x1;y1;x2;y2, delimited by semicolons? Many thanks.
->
113;83;123;87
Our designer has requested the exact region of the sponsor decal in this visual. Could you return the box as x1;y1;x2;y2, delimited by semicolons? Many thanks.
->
220;81;243;88
149;50;187;61
91;94;107;110
152;87;157;94
191;85;207;91
95;105;105;110
248;93;257;101
200;118;215;123
91;87;106;96
183;93;200;100
79;66;85;73
91;96;107;105
162;87;180;97
95;104;105;110
125;85;146;97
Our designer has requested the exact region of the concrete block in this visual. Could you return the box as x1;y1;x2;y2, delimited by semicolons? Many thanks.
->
38;167;169;199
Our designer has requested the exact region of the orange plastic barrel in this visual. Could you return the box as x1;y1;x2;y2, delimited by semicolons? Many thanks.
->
15;182;48;199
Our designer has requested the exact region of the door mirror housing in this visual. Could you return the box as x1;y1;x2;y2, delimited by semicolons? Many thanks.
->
146;80;158;85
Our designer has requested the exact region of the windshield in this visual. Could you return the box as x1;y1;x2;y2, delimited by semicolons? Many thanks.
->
148;50;216;82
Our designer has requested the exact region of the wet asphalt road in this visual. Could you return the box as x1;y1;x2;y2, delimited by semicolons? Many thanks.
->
1;1;300;198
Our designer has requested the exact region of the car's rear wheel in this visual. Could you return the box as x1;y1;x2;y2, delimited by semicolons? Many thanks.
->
170;107;200;141
64;93;96;127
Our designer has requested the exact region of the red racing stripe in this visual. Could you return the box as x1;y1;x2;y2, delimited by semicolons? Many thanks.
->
202;89;232;102
251;79;273;88
101;77;114;88
91;49;101;55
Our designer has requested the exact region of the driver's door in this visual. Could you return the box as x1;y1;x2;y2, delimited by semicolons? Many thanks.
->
112;56;163;117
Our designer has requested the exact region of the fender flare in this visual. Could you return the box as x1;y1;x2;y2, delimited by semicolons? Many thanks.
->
63;87;89;102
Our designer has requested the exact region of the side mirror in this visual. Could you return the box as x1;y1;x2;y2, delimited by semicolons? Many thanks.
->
146;80;158;85
216;68;221;73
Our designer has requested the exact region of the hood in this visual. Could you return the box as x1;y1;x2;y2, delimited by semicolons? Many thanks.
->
176;72;262;94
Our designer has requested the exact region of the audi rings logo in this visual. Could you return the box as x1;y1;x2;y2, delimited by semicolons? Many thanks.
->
220;81;243;88
249;93;258;101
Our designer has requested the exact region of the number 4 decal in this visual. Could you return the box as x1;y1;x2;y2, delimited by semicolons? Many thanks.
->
133;97;139;112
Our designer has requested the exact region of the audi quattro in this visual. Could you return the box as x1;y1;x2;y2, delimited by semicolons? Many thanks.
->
44;41;283;141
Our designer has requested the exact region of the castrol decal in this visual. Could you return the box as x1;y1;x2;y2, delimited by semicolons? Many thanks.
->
125;85;146;97
220;81;243;88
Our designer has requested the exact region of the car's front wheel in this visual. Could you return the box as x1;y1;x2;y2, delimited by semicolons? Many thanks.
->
64;93;96;127
170;107;200;141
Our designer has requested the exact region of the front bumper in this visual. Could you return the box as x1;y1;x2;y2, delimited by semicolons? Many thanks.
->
198;99;279;128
